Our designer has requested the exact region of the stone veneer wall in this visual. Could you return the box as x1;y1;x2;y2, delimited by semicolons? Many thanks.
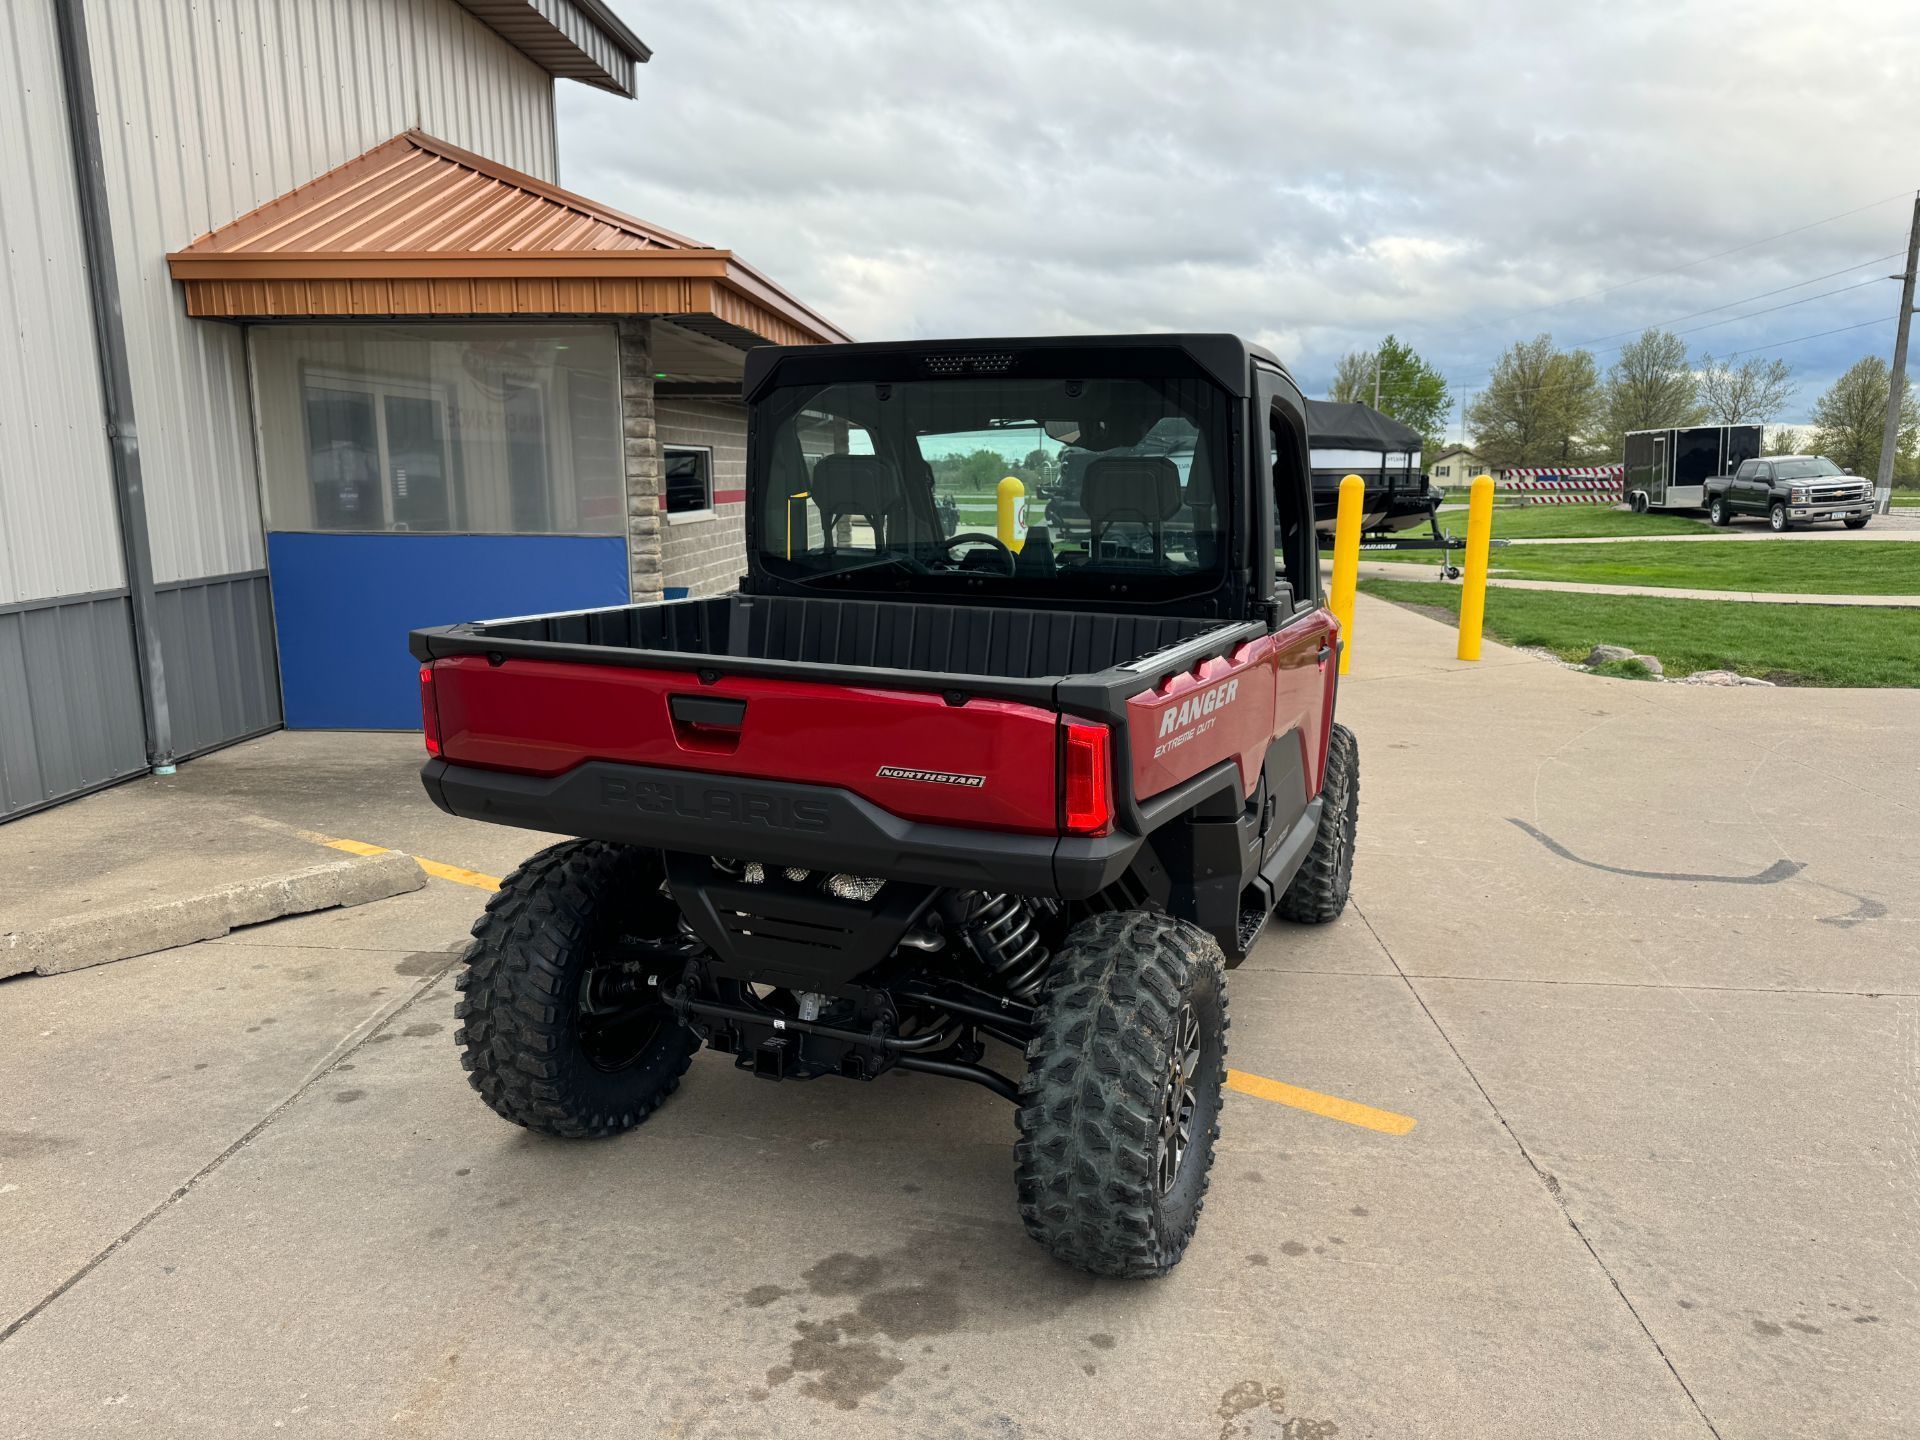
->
656;395;750;598
617;318;663;600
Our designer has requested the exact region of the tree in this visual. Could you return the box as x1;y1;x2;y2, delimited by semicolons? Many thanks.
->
1763;427;1803;456
1808;356;1918;477
1697;355;1797;424
1600;329;1702;454
1328;335;1450;455
1466;334;1604;468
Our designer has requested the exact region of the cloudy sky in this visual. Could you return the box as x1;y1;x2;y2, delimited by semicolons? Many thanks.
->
560;1;1919;432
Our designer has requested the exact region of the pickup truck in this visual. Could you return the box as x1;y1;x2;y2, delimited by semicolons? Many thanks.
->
411;333;1354;1278
1705;455;1874;530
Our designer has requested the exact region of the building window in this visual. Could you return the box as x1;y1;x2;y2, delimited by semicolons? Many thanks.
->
251;325;623;535
664;445;712;515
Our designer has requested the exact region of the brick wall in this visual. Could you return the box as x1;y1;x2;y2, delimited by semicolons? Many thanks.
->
657;395;749;598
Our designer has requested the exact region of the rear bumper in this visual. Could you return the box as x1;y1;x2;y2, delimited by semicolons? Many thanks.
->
422;758;1138;899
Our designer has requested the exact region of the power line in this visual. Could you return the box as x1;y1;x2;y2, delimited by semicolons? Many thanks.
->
1719;314;1894;360
1605;276;1893;350
1570;252;1904;347
1436;188;1915;342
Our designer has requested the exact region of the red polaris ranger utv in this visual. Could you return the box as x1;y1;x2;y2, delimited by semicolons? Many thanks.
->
412;334;1357;1278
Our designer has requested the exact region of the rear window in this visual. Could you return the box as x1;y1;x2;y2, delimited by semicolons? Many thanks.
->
755;376;1233;603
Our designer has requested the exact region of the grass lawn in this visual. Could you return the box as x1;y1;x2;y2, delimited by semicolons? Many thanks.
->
1368;539;1920;594
1357;577;1920;687
1893;492;1920;508
1426;505;1713;539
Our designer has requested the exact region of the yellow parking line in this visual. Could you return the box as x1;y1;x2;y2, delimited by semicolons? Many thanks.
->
1225;1069;1417;1136
313;835;502;893
413;856;502;892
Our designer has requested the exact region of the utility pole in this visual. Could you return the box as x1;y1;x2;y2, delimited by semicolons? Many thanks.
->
1874;192;1919;515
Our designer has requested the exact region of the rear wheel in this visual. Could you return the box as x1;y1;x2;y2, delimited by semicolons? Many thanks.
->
1276;723;1359;924
1015;912;1227;1278
454;840;697;1138
1709;496;1730;526
1770;502;1790;532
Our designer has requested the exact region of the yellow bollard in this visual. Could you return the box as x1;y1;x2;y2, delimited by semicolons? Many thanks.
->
1457;474;1495;661
996;475;1027;553
1328;474;1364;675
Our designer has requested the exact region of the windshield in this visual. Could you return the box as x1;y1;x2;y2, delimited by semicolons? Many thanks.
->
1774;458;1843;480
755;376;1233;602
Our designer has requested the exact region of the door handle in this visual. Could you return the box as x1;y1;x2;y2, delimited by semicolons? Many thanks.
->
1316;644;1332;665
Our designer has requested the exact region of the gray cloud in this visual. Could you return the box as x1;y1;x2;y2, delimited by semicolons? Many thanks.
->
561;1;1919;424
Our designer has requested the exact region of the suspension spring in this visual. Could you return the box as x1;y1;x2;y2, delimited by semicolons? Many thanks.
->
961;893;1051;1002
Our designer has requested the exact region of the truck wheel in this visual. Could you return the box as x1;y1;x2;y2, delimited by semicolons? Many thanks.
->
1844;516;1871;530
1014;912;1228;1279
454;840;697;1139
1275;723;1359;924
1709;497;1730;526
1769;502;1790;532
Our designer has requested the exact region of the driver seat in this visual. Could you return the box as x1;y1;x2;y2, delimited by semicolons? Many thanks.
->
810;454;903;549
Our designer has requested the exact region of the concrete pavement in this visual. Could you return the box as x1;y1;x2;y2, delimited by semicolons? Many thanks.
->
1;597;1914;1438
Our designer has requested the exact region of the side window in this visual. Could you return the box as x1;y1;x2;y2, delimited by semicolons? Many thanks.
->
1755;463;1772;484
1268;402;1314;603
1735;460;1755;480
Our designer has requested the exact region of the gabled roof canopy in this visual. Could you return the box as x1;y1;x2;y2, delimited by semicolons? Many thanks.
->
166;131;849;349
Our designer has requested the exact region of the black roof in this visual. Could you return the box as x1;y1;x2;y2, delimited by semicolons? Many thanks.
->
1305;400;1422;452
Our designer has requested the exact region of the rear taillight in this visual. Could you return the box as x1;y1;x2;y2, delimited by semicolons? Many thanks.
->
419;663;441;756
1061;721;1113;836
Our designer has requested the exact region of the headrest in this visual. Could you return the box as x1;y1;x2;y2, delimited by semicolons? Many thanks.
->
1081;455;1183;528
809;453;899;518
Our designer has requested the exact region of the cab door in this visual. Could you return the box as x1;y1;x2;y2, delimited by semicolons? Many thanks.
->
1257;366;1336;850
1739;461;1771;511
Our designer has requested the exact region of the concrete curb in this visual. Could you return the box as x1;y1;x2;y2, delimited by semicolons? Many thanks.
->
0;851;427;978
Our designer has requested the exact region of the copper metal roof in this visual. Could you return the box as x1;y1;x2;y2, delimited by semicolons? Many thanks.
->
166;131;848;347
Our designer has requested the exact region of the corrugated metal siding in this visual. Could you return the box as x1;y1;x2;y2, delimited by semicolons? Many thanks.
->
83;0;558;585
0;0;125;606
0;595;148;819
154;572;282;758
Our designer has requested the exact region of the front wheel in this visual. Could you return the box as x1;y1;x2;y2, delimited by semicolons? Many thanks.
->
1276;723;1359;924
1015;912;1228;1279
1770;502;1790;532
1709;497;1730;526
454;841;698;1138
1844;516;1871;530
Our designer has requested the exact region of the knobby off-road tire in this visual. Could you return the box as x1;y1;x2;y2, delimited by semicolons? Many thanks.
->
1275;722;1359;924
454;840;697;1138
1015;911;1228;1279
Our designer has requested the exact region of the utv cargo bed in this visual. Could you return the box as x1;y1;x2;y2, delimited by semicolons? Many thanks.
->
412;592;1239;701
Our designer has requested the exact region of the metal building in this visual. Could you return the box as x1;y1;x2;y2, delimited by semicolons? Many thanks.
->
0;0;844;819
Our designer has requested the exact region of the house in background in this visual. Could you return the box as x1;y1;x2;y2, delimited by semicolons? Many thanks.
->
1427;446;1489;487
1;0;846;819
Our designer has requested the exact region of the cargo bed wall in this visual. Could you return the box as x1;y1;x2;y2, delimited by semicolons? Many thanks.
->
467;595;1220;681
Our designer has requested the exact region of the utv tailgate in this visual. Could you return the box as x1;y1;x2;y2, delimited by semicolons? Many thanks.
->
429;653;1063;833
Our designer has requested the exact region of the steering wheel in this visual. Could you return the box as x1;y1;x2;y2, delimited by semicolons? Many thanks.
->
939;531;1016;575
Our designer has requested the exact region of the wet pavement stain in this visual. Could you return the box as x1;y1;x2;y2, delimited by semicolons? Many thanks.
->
1279;1241;1310;1257
395;951;453;976
333;1089;366;1103
765;1315;906;1412
402;1021;443;1038
1247;1253;1270;1267
742;1285;791;1308
1215;1379;1339;1439
1088;1333;1116;1350
1752;1319;1784;1338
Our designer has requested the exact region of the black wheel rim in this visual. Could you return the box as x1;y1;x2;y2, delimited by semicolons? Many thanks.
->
1155;1003;1203;1195
576;990;668;1073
